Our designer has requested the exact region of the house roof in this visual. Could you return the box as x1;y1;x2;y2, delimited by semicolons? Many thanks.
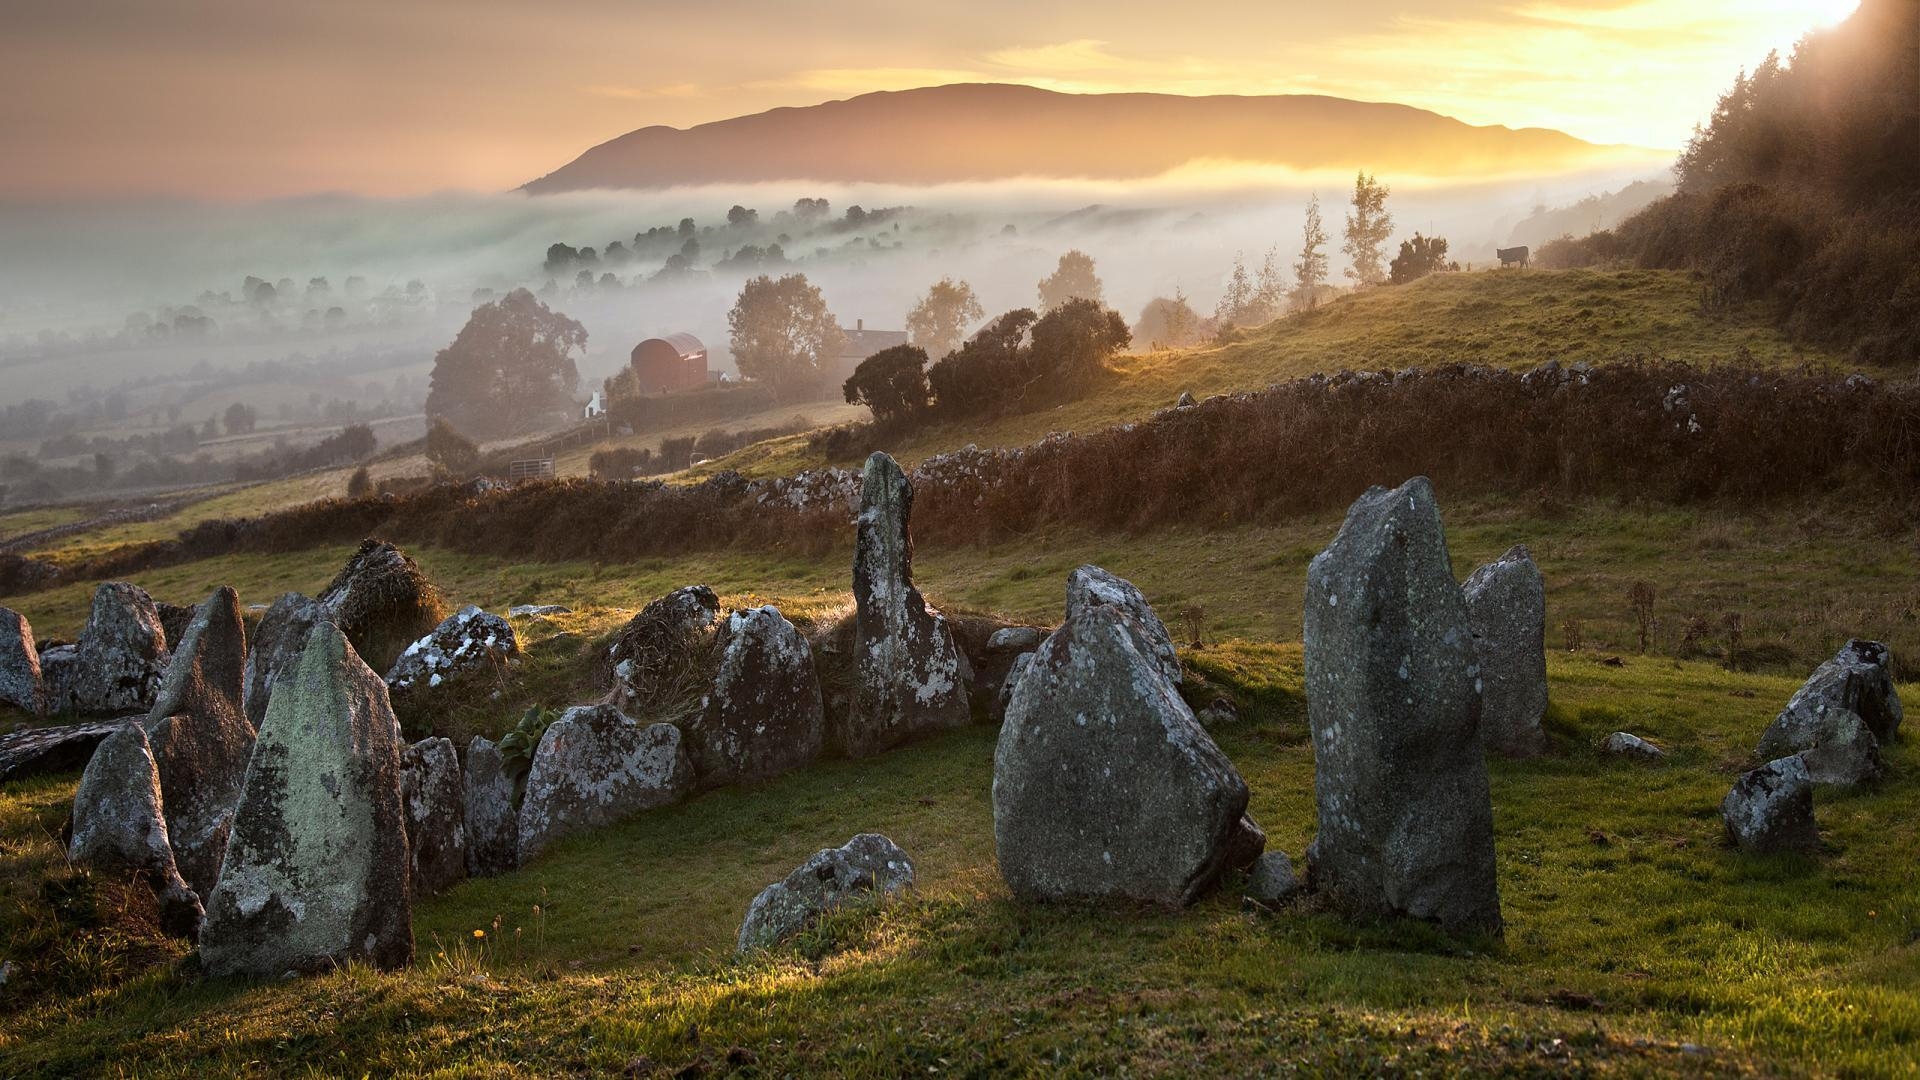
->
836;327;908;360
632;332;707;361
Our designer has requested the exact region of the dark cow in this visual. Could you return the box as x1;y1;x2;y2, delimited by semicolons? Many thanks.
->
1497;245;1530;268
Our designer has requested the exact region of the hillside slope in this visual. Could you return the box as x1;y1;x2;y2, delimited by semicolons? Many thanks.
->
523;83;1654;192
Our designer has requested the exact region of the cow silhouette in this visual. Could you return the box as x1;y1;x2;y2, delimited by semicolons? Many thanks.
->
1497;245;1530;268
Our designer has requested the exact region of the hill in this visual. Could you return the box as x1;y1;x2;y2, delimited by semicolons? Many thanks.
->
521;83;1657;192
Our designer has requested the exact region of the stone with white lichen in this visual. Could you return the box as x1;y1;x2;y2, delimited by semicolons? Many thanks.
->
400;737;467;897
685;605;824;787
384;606;519;696
516;704;693;865
737;833;915;953
1722;756;1819;854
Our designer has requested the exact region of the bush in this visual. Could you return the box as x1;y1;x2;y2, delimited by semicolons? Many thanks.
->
346;466;373;498
843;345;932;426
425;416;480;476
589;447;651;479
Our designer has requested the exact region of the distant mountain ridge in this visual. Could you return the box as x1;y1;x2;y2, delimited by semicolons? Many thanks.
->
522;83;1651;193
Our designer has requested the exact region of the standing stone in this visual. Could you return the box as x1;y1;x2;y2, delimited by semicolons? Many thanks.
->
516;704;693;865
58;583;171;716
400;737;467;897
993;604;1260;907
316;539;447;674
68;723;203;938
1759;640;1904;758
385;606;520;697
736;833;915;953
1303;477;1502;936
687;606;824;787
1461;545;1549;757
199;623;413;976
1065;566;1182;686
844;452;971;757
606;585;720;715
1795;711;1883;787
243;592;329;730
463;735;518;877
0;607;44;717
145;585;254;898
1722;756;1820;854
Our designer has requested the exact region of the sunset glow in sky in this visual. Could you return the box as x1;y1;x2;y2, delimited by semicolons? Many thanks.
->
0;0;1860;200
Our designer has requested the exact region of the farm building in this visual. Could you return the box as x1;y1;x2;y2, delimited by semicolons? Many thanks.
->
829;319;909;381
629;333;710;394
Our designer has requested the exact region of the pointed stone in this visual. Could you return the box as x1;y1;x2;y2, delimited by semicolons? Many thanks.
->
400;737;467;897
55;583;170;716
0;607;44;717
68;723;203;938
1065;566;1182;686
993;603;1258;907
462;736;518;877
686;605;824;787
316;539;447;674
843;452;971;757
145;585;255;899
200;623;413;976
516;704;693;865
1462;545;1549;758
1303;477;1502;937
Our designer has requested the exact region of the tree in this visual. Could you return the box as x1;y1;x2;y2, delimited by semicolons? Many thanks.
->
1037;250;1103;309
223;401;257;435
843;345;932;425
1215;254;1255;330
1343;171;1395;286
1389;233;1451;284
1133;291;1202;348
1292;194;1330;311
424;289;585;438
725;273;844;399
425;416;480;476
905;278;985;358
346;466;374;498
1028;297;1130;391
727;205;759;227
928;308;1035;416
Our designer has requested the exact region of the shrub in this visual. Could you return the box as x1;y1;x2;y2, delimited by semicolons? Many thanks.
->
346;466;373;498
425;417;481;476
843;345;932;426
589;447;651;479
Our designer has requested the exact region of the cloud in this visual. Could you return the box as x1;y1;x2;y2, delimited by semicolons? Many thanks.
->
585;83;704;101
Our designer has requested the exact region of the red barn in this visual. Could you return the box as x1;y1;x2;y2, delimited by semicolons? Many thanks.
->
629;333;709;395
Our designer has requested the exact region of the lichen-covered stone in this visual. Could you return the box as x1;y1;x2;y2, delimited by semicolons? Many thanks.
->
606;585;720;715
145;585;254;898
1303;477;1502;937
0;718;124;781
845;452;971;757
316;539;447;674
1758;640;1904;758
1462;545;1549;757
462;735;518;877
736;833;915;953
243;592;329;731
1722;756;1819;854
687;606;824;787
1065;566;1182;686
385;606;519;695
1602;731;1666;761
400;737;467;897
1795;711;1883;787
68;723;203;938
54;583;170;716
0;606;44;717
517;704;693;865
1246;850;1302;906
993;604;1258;907
199;622;413;976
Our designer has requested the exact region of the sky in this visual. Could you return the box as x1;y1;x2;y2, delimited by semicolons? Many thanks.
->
0;0;1860;201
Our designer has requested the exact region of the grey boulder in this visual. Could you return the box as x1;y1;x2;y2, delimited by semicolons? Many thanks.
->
737;833;915;953
1758;640;1903;761
1795;711;1883;787
462;735;518;877
56;582;170;716
385;605;519;695
687;606;824;787
68;722;203;938
993;603;1259;907
1065;565;1182;686
1246;850;1302;907
1722;756;1819;854
145;585;254;898
1461;545;1549;757
243;592;330;730
0;606;44;717
517;704;693;864
1602;731;1666;761
0;718;125;781
199;622;413;976
400;737;467;897
845;452;971;757
1303;477;1502;937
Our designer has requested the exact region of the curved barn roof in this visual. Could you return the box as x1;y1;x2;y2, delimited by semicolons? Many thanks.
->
632;332;707;361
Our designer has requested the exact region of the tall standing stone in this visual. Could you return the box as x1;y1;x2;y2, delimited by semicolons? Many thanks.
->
56;583;170;716
1461;545;1549;758
1303;477;1502;936
1065;566;1182;686
243;592;329;731
843;452;971;757
400;737;467;897
463;735;518;877
200;623;413;976
0;606;44;717
688;605;825;787
68;723;204;938
145;585;254;898
516;704;694;864
993;602;1261;907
